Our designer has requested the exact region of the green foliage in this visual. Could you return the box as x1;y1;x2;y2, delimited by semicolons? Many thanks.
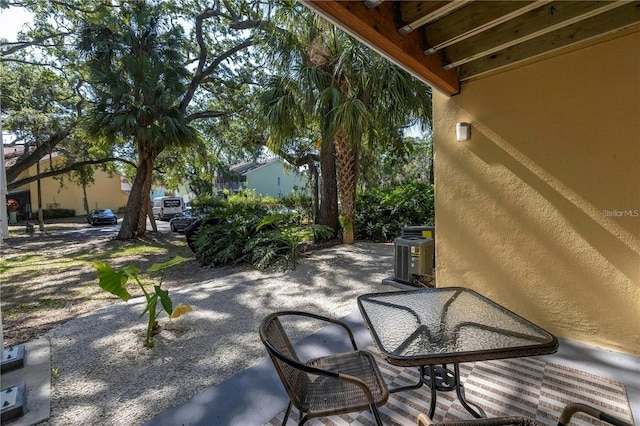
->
93;256;193;348
189;193;227;216
257;9;433;242
355;181;434;241
226;189;280;207
360;135;434;191
280;191;313;222
193;200;331;271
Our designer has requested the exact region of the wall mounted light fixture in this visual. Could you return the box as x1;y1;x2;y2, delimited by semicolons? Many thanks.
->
456;122;471;141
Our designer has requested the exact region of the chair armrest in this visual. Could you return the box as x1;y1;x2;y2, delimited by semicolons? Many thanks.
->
265;340;346;379
338;372;378;404
558;403;632;426
417;413;433;426
274;310;359;350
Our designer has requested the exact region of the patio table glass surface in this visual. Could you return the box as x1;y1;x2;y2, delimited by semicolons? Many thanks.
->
358;287;558;419
357;287;558;366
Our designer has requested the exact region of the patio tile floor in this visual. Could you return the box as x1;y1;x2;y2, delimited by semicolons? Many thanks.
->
145;311;639;426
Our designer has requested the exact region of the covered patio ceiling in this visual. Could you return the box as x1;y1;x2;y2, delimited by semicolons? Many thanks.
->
300;1;640;95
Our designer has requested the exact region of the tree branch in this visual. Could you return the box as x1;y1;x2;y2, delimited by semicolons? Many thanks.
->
0;57;68;71
230;20;269;30
0;32;72;58
202;37;254;78
179;5;259;114
185;110;225;122
7;156;137;190
6;129;72;183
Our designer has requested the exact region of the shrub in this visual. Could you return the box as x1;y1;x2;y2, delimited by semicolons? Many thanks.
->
192;201;331;271
189;193;227;216
355;181;434;241
280;192;313;223
42;208;76;219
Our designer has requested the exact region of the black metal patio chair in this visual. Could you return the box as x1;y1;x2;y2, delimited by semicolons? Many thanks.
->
259;311;389;426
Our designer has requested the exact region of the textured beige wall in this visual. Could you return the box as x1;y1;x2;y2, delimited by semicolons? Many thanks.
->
13;159;129;215
433;28;640;355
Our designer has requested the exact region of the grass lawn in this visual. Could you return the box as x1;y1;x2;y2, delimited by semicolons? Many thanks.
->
0;231;194;346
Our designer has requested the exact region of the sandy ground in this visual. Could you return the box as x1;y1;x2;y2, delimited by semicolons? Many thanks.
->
38;241;396;425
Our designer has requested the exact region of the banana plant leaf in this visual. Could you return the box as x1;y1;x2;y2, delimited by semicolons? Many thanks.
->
93;262;132;302
147;256;191;273
170;304;193;319
154;285;172;315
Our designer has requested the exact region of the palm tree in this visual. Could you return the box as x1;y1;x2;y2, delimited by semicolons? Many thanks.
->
261;6;432;243
328;35;433;243
258;5;340;237
78;1;198;239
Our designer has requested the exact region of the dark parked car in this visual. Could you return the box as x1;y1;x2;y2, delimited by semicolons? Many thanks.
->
169;209;197;232
87;209;118;226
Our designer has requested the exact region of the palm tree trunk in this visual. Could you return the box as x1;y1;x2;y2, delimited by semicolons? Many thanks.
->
334;128;359;244
117;157;149;240
317;137;339;238
308;160;319;222
136;155;155;237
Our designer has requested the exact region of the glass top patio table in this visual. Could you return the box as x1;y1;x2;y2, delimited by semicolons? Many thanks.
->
358;287;558;367
358;287;558;418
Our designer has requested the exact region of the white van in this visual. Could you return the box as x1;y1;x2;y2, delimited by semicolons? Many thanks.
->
152;196;184;220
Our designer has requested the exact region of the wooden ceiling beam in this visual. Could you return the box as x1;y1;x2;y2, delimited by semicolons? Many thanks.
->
422;1;552;54
300;0;460;95
442;1;629;69
397;1;472;35
458;1;640;81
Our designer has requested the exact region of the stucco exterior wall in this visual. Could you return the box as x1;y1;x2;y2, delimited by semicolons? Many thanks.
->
12;158;128;216
246;159;307;198
433;28;640;355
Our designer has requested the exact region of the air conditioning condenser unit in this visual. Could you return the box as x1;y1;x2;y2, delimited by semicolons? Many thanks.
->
393;236;434;286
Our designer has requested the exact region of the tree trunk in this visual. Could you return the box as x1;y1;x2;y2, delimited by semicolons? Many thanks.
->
36;161;44;231
117;158;148;240
147;202;158;232
82;184;89;215
317;137;339;238
118;144;162;240
308;160;319;222
136;155;155;237
334;128;359;244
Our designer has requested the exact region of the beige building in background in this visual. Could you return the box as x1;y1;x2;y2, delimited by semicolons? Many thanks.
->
6;152;129;217
433;28;639;355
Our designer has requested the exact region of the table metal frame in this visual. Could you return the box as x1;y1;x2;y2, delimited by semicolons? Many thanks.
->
357;287;558;419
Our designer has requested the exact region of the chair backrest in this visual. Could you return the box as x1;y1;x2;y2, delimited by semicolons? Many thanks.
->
259;313;308;407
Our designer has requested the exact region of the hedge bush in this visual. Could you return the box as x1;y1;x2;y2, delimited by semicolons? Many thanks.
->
42;208;76;219
192;199;331;271
355;181;434;241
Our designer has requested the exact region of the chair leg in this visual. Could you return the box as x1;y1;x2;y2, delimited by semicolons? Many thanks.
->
297;412;308;426
370;404;384;426
282;401;292;425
